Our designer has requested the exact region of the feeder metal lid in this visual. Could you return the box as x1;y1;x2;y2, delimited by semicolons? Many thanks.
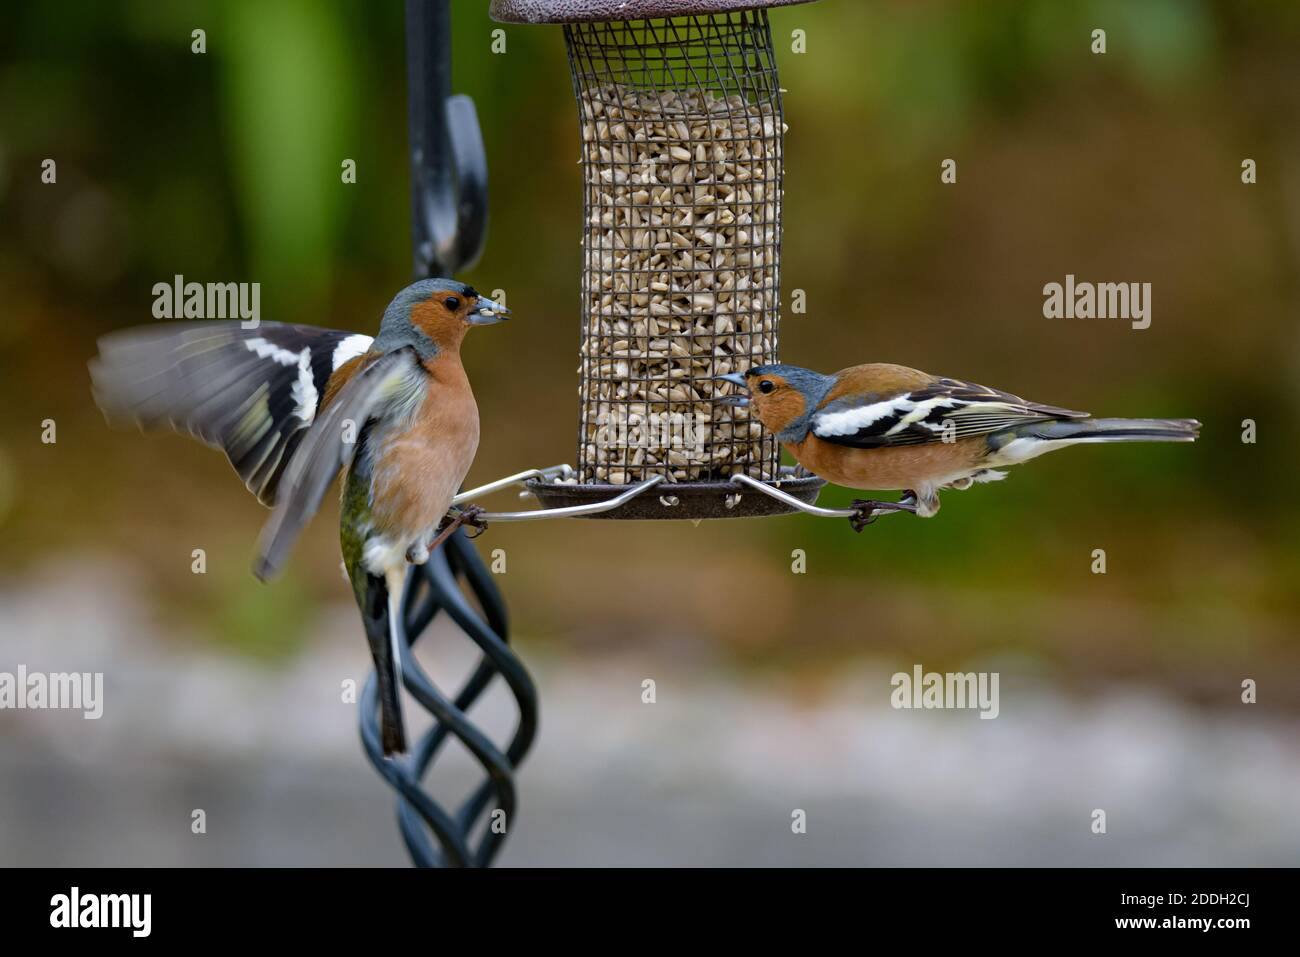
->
490;0;817;25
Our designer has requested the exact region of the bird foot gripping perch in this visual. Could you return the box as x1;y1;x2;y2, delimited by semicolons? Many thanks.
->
434;503;489;546
849;496;918;532
407;505;489;564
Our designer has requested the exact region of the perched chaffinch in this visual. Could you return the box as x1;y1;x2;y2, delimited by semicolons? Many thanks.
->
718;363;1198;526
90;278;510;756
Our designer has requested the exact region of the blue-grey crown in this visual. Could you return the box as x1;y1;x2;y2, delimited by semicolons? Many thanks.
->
747;364;833;394
374;278;477;358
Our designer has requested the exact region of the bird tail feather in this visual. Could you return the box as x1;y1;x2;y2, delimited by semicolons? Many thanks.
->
1022;417;1201;443
359;571;408;756
987;416;1199;466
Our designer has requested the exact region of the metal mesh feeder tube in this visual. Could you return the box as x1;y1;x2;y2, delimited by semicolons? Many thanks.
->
493;0;823;520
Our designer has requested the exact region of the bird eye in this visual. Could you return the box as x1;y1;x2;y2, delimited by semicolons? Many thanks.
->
443;296;461;311
758;380;776;394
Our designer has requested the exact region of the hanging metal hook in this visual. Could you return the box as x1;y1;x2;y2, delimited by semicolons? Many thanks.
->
405;0;489;278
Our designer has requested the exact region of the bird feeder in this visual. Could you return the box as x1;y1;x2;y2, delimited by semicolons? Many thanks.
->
489;0;825;520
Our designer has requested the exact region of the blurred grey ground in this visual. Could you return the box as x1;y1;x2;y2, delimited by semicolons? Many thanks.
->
1;556;1297;867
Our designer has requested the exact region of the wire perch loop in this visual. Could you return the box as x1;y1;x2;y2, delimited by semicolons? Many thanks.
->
449;463;909;528
360;0;537;869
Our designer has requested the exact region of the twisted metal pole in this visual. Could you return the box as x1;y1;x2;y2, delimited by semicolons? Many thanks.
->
361;531;538;867
357;0;538;868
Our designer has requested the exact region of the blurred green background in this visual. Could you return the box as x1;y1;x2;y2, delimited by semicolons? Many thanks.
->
3;0;1296;686
0;0;1298;755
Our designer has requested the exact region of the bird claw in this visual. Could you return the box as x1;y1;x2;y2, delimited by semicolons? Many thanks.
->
424;504;489;555
848;497;918;532
460;504;489;539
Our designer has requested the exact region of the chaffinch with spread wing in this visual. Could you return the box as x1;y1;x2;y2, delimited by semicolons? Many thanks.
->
718;363;1198;526
90;278;510;756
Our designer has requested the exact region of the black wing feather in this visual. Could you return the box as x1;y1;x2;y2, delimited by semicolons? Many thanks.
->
812;377;1089;449
91;322;371;506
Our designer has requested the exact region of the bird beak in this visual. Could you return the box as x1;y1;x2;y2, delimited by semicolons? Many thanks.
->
468;297;511;325
714;371;750;406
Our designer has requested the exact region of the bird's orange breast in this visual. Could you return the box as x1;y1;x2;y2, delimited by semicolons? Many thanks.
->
788;434;988;491
368;354;480;537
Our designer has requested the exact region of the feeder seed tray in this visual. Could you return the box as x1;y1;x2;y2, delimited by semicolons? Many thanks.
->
527;469;825;520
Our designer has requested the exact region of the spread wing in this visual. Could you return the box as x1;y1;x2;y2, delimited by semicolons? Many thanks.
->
91;322;374;505
811;376;1089;449
253;347;419;582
